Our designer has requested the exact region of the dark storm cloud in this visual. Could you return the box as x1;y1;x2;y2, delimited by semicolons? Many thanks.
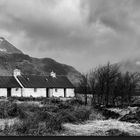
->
83;0;137;34
0;0;140;72
0;0;91;52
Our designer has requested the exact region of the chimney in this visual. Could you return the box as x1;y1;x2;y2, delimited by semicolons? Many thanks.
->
13;69;21;77
50;71;56;78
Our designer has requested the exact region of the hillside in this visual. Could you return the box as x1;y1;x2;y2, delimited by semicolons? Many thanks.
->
119;57;140;73
0;38;82;86
0;37;23;54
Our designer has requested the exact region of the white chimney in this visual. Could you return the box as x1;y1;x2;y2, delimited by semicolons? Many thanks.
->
50;71;56;78
13;69;21;77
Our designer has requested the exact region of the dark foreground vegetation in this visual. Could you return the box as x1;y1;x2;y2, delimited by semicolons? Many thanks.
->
0;97;140;136
0;97;99;136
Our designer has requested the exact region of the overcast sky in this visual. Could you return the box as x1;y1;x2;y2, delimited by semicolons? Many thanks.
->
0;0;140;72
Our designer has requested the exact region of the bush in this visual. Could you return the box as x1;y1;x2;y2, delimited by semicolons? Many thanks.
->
97;107;120;119
7;103;19;117
119;108;140;123
17;103;40;112
0;123;18;136
1;117;52;136
40;98;62;106
0;101;19;118
45;115;63;132
17;108;28;120
43;105;59;112
45;110;77;132
56;110;77;124
45;106;92;133
72;109;91;122
0;102;9;118
15;117;39;135
0;101;28;119
68;99;85;106
40;98;51;105
49;98;61;104
102;109;120;119
58;102;73;110
35;111;55;122
0;99;96;135
89;109;105;120
9;97;47;102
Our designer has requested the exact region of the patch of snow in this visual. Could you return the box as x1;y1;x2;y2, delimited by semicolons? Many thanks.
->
0;37;4;43
0;48;7;52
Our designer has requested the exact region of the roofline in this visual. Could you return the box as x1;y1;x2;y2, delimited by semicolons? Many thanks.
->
14;76;24;88
0;87;21;88
0;76;22;88
17;87;75;89
16;75;75;88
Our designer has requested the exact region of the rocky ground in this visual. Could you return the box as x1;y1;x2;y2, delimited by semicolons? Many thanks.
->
62;106;140;136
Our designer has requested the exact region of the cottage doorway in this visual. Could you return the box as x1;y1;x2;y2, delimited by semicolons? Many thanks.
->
64;88;66;97
7;88;11;97
46;88;49;98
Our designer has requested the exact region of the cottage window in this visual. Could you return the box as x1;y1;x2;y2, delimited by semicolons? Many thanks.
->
16;88;19;91
55;88;58;92
34;88;37;92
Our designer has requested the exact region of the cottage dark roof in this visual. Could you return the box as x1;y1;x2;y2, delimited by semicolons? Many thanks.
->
17;75;74;88
0;76;21;88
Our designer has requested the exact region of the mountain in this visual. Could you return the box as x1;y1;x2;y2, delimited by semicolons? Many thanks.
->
119;57;140;73
0;37;23;54
0;37;82;86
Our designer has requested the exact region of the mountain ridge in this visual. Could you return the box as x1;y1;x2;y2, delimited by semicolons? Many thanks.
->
0;37;82;86
119;58;140;74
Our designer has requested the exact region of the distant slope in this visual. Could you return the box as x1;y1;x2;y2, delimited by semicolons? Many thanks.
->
0;37;23;54
119;57;140;73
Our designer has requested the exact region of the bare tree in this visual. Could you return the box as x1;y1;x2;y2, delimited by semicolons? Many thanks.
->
78;62;140;107
78;73;90;105
123;72;140;106
89;63;119;106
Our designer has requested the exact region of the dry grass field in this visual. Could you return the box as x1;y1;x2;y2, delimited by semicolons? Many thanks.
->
0;97;139;136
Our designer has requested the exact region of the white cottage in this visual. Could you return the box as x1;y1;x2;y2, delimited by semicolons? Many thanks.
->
0;69;75;98
0;76;21;97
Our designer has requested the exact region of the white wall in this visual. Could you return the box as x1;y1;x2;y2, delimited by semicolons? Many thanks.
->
0;88;22;97
49;88;75;98
49;88;65;97
66;88;75;97
22;88;46;97
0;88;7;97
48;89;53;97
0;87;75;98
11;88;22;97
